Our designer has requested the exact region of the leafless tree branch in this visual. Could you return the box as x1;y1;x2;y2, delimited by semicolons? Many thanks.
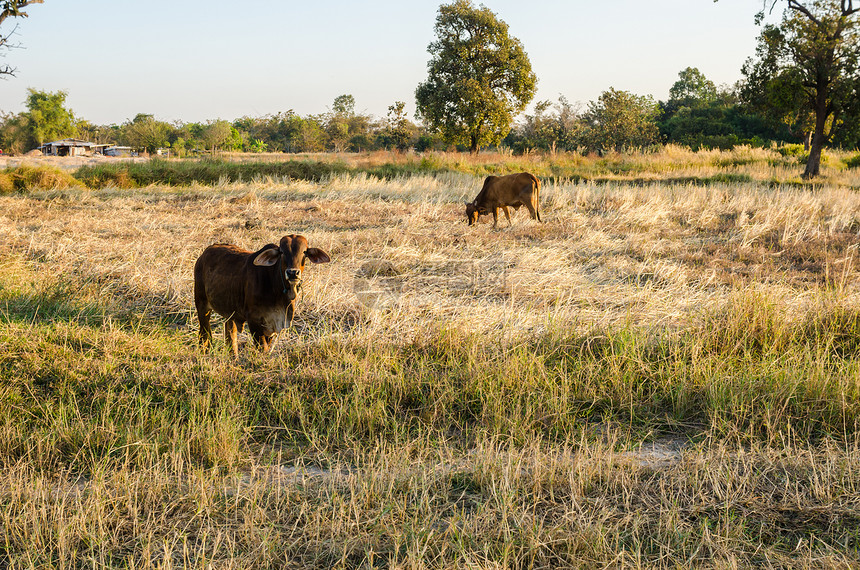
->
787;1;823;26
0;0;43;77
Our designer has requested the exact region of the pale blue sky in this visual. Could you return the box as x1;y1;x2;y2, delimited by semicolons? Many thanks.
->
0;0;781;125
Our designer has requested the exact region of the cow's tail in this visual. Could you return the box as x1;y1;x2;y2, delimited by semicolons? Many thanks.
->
528;173;542;222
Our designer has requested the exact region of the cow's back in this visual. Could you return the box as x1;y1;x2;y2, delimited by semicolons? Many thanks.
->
194;244;253;319
491;173;537;204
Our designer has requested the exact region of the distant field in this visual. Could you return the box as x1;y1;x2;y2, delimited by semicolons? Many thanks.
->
1;151;860;567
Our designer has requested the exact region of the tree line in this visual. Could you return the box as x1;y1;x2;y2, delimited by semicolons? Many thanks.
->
0;63;829;159
1;0;858;179
0;91;423;156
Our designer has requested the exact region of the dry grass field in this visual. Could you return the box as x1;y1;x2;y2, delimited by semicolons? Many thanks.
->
1;148;860;567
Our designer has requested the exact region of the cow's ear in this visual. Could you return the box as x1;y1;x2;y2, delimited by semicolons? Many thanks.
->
253;248;281;266
305;247;331;264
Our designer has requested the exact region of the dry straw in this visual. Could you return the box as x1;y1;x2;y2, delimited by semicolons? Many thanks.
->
2;150;860;566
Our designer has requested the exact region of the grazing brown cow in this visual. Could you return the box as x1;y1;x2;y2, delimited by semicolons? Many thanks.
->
466;172;541;228
194;235;331;357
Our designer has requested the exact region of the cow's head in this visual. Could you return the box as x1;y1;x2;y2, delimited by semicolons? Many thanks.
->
465;201;486;225
253;235;331;301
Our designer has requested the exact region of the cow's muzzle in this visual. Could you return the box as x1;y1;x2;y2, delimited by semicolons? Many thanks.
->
279;267;303;300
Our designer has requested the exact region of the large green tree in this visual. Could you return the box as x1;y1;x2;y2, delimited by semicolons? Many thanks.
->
415;0;536;154
740;25;814;145
24;88;75;145
507;96;584;153
658;67;785;149
741;1;860;178
1;0;42;76
0;110;29;153
201;119;234;153
666;67;718;112
326;94;355;152
119;113;170;154
331;94;355;116
583;88;660;152
382;101;415;152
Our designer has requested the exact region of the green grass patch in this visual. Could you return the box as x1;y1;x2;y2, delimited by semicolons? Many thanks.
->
69;156;769;189
0;165;83;194
2;260;859;477
73;158;352;188
64;145;850;189
845;152;860;169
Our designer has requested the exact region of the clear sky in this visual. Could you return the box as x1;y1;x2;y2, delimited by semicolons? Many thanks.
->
0;0;782;126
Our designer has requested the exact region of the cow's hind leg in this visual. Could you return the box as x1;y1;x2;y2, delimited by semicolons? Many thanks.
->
194;288;213;352
524;199;540;222
523;186;540;222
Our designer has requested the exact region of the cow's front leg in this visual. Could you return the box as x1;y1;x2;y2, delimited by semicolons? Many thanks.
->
197;307;213;352
225;318;244;358
492;207;499;228
502;206;512;226
264;333;278;352
250;326;277;353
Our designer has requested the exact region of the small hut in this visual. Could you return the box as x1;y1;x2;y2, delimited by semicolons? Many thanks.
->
38;138;100;157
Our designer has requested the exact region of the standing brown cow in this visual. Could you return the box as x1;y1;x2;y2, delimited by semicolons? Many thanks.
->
194;234;330;357
466;172;541;228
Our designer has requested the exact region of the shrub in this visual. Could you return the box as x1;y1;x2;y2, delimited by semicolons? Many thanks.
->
0;172;14;194
776;143;806;158
2;165;83;193
844;153;860;169
72;163;136;189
